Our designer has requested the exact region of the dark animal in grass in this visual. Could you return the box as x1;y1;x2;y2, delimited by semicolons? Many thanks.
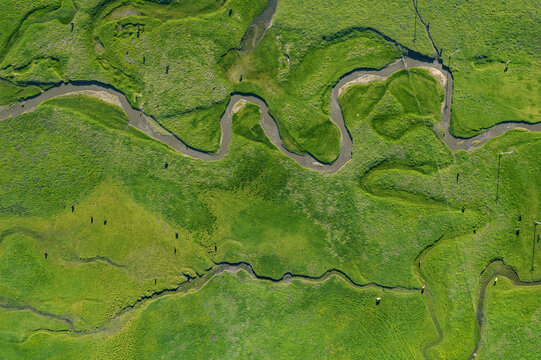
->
184;272;195;281
166;65;169;74
175;232;178;239
71;23;74;32
91;216;93;224
104;219;107;225
462;206;465;213
516;228;520;236
519;215;522;222
174;247;176;254
154;278;157;285
376;297;381;305
44;253;48;259
456;173;460;183
228;9;233;16
215;244;217;253
71;205;74;212
165;162;169;169
143;56;145;64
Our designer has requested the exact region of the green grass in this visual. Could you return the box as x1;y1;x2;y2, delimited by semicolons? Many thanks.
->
477;277;541;359
268;0;541;138
0;307;69;343
0;1;540;357
0;0;539;155
0;0;267;151
0;73;539;357
0;0;63;57
0;79;42;106
157;102;227;153
450;60;540;137
339;71;541;358
340;68;444;139
0;0;404;162
88;0;267;136
0;272;437;359
270;0;433;63
231;103;275;149
0;231;152;331
128;272;436;359
223;29;401;162
104;0;229;22
414;0;541;136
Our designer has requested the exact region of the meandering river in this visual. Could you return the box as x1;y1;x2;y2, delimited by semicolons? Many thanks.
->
1;56;539;174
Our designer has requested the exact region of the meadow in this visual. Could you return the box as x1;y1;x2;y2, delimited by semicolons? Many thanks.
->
272;0;540;139
1;0;538;158
1;68;539;357
476;276;541;359
0;0;540;358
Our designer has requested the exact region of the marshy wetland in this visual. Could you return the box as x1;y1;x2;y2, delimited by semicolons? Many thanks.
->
0;0;540;358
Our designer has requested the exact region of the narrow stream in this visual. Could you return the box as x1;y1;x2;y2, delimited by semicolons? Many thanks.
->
469;260;541;359
0;1;539;352
1;57;538;174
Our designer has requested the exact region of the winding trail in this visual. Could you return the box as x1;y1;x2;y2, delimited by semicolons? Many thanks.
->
1;57;539;174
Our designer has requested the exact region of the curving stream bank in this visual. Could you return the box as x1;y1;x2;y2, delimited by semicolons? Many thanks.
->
1;1;540;356
469;260;541;359
1;57;539;174
1;226;540;358
0;255;422;337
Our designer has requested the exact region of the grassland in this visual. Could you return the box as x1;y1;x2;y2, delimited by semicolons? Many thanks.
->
1;60;540;357
269;0;540;139
0;0;540;358
412;0;541;137
476;276;541;359
0;271;436;359
0;0;268;154
2;0;537;159
222;29;401;162
118;272;436;358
